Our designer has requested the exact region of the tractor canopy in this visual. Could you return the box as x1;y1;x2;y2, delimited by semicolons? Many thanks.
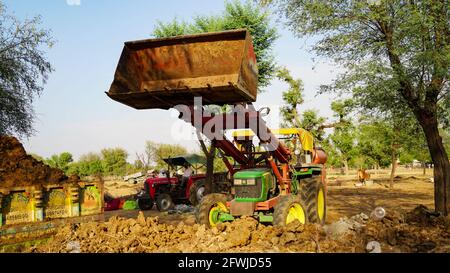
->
163;154;207;167
232;128;315;153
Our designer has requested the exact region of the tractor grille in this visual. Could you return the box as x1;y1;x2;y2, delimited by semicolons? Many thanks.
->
234;178;262;199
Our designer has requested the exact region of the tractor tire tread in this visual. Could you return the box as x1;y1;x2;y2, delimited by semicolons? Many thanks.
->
195;193;228;227
273;194;309;227
300;175;326;225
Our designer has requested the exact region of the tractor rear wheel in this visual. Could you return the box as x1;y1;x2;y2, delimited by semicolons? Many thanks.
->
156;194;175;212
196;193;228;228
137;198;153;211
189;179;206;206
273;194;309;227
300;175;326;225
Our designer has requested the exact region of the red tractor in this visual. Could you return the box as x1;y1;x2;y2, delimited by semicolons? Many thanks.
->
136;154;230;211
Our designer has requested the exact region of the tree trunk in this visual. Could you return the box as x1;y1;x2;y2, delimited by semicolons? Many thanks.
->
418;115;450;215
343;159;349;176
390;123;400;189
423;162;426;176
390;152;397;189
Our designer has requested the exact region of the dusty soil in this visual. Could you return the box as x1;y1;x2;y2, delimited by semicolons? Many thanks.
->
103;179;142;199
326;173;435;223
27;205;450;253
0;135;79;189
24;173;450;253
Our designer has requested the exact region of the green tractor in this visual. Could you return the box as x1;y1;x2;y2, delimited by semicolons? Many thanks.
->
196;128;328;228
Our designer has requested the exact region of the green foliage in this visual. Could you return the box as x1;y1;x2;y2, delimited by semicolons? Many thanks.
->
100;148;129;176
299;109;326;141
68;153;103;177
145;141;188;169
45;152;74;173
356;120;393;168
0;2;54;138
272;0;449;163
133;159;144;170
331;99;353;122
152;0;279;89
320;138;341;168
276;67;304;127
329;126;357;168
397;119;432;164
153;17;191;37
325;99;357;170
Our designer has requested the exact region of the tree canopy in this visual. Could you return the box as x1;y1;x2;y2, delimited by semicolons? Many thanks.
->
0;2;54;138
269;0;450;214
153;0;279;89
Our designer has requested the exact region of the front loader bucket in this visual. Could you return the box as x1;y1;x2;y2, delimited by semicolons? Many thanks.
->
107;29;258;110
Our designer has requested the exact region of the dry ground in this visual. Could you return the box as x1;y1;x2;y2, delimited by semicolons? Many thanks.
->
5;169;448;253
326;169;434;223
103;168;436;225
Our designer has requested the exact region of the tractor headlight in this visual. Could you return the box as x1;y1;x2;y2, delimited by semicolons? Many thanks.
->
234;178;257;186
245;179;256;185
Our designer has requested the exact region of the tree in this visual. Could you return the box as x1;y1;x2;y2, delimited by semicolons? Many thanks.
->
101;148;129;176
68;152;103;177
356;120;393;170
45;152;74;173
0;2;54;138
153;0;279;89
276;67;304;127
276;68;331;142
299;110;327;142
271;0;450;214
320;138;341;169
328;100;357;175
145;141;188;170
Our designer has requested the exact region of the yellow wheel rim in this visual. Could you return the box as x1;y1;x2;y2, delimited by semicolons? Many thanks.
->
317;188;325;221
208;202;227;227
286;203;306;225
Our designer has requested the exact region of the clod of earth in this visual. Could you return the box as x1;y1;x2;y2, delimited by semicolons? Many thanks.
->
26;206;450;253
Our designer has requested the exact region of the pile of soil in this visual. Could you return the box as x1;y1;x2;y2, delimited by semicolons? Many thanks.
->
27;206;450;253
363;205;450;253
0;135;78;189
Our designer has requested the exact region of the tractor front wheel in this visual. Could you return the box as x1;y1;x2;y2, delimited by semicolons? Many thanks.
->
196;193;229;228
300;175;326;225
189;179;206;206
273;194;309;227
156;194;175;212
137;198;153;211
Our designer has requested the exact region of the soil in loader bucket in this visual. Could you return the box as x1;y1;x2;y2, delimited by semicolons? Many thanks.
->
106;29;258;110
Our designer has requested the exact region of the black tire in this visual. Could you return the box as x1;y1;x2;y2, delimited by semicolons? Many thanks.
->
273;194;309;227
189;179;206;206
300;175;326;225
195;193;228;228
137;198;153;211
156;194;175;212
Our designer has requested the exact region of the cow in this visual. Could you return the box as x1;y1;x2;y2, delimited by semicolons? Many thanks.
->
357;169;371;185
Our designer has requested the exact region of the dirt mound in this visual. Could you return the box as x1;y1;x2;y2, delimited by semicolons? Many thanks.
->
0;135;77;189
27;205;450;253
363;206;450;253
28;214;362;253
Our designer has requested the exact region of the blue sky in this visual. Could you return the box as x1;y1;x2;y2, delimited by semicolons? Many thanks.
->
4;0;339;162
